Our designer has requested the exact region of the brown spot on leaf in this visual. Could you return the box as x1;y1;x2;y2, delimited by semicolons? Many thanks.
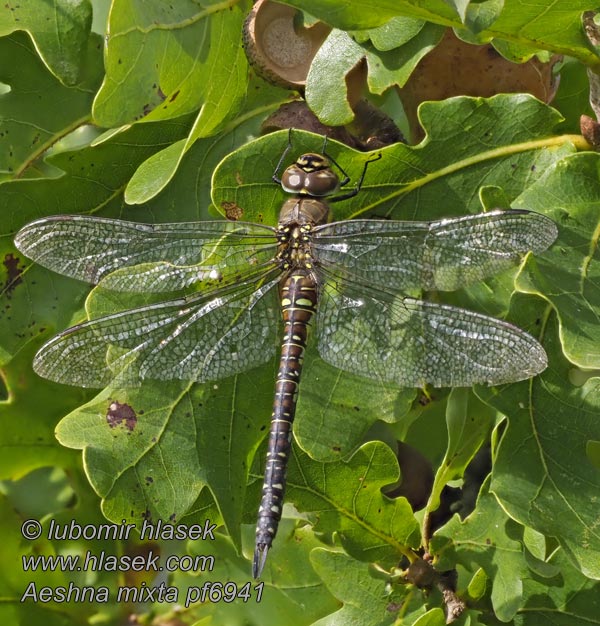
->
418;393;431;406
3;253;23;296
222;201;243;221
106;401;138;431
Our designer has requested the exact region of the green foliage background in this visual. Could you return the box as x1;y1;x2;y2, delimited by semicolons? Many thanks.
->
1;1;600;625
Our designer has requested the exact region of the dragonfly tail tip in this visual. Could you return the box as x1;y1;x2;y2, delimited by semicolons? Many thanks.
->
253;543;269;579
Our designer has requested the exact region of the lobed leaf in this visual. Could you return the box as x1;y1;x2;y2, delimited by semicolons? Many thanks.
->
0;0;92;84
287;441;421;566
479;312;600;580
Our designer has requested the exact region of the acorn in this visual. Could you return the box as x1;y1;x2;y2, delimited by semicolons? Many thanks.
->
243;0;331;90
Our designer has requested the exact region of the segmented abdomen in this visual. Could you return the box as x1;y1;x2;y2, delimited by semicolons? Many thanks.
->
253;269;318;578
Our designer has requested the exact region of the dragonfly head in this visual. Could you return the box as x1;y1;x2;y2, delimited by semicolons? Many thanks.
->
280;152;340;197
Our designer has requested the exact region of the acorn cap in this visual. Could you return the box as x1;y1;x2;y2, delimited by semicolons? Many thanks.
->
243;0;331;89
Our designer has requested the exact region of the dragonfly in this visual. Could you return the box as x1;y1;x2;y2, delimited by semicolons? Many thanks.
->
14;134;558;578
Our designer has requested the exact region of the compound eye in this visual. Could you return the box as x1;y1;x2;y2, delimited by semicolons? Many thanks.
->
281;164;306;193
304;169;339;196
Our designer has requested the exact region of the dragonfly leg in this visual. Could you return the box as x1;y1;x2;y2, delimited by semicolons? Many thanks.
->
328;151;382;203
272;128;295;184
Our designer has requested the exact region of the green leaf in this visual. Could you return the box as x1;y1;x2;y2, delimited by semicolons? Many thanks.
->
486;0;596;65
461;0;504;34
432;482;528;622
0;494;77;625
310;548;429;626
240;519;335;587
213;96;577;227
93;1;249;128
513;548;600;626
305;30;363;124
479;312;600;580
281;1;411;30
0;470;128;625
287;441;420;566
413;610;446;626
443;0;471;22
0;339;89;478
552;60;595;134
306;23;444;125
514;152;600;370
424;388;493;515
357;16;427;50
0;0;92;85
124;138;188;204
55;365;273;552
284;0;600;67
466;567;488;601
295;345;415;463
172;521;340;624
522;526;546;561
444;0;506;34
0;31;103;181
123;75;288;204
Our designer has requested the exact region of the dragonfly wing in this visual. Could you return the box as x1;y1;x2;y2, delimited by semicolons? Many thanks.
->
316;283;547;387
94;257;278;293
15;215;276;286
34;274;282;387
313;210;557;292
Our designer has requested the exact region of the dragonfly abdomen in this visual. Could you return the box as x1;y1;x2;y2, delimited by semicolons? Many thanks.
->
253;269;318;578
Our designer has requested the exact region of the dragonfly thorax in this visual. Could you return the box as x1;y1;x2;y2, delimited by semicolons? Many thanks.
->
280;153;340;197
277;196;330;226
276;196;330;271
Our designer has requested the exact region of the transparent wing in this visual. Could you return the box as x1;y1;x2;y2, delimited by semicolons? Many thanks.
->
33;272;282;387
312;210;557;292
15;215;277;287
316;282;547;387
